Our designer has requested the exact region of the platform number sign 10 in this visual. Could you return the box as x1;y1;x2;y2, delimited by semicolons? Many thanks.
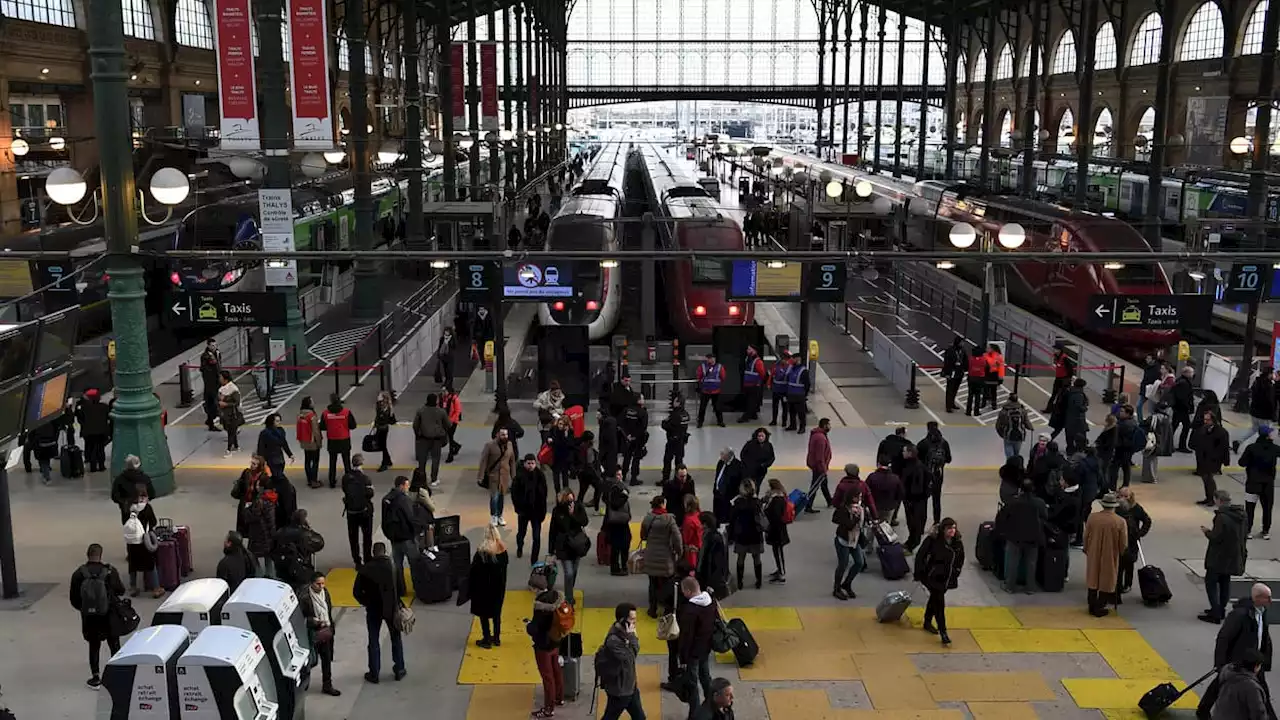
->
1224;263;1269;303
804;261;847;302
459;261;499;302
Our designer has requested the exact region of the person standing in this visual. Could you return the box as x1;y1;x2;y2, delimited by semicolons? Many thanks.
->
216;373;242;455
804;418;833;514
468;526;510;649
512;454;549;561
1235;367;1277;454
739;428;775;487
1199;490;1249;625
1171;367;1197;453
676;577;717;716
1136;353;1161;421
200;338;223;431
996;480;1047;594
26;420;58;485
122;492;161;598
548;415;578;494
596;604;645;720
529;588;566;718
299;572;341;696
216;531;258;592
866;460;902;526
994;395;1033;459
256;413;294;480
640;495;682;618
899;446;931;553
320;393;357;488
738;346;766;423
831;486;866;600
1241;426;1280;540
1045;344;1077;414
712;448;744;526
1115;487;1152;596
373;392;397;472
660;395;691;485
762;478;791;582
341;455;375;567
940;336;967;413
965;348;987;416
1109;407;1139;491
353;542;406;683
913;518;964;646
727;480;765;590
695;353;726;428
769;351;792;428
602;469;634;576
70;543;126;689
434;326;457;390
380;475;417;598
1197;583;1274;719
412;394;451;488
982;344;1005;410
296;398;323;488
1194;411;1232;507
620;396;649;487
785;354;811;433
478;428;517;527
1062;379;1091;453
599;413;621;485
77;389;111;472
916;422;952;526
549;489;591;605
1083;492;1128;617
110;454;156;524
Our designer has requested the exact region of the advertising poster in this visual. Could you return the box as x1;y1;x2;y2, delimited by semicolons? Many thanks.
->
450;43;466;127
480;42;499;130
287;0;334;148
213;0;259;151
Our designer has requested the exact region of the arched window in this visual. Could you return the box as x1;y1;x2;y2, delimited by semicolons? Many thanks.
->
1130;12;1163;66
973;49;987;82
122;0;155;40
1242;0;1271;54
1094;108;1114;156
1052;30;1077;74
1095;22;1118;69
995;44;1014;79
175;0;213;49
336;31;350;72
1057;108;1076;153
1180;1;1225;60
0;0;76;27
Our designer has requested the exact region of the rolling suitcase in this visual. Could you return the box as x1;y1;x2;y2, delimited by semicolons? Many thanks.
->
169;522;193;576
437;536;471;586
596;530;610;566
156;537;181;591
875;590;912;623
561;656;581;700
787;488;808;515
1036;546;1068;592
877;542;910;580
410;550;453;604
726;618;758;667
975;521;997;570
1137;545;1172;606
60;445;84;479
1138;668;1215;719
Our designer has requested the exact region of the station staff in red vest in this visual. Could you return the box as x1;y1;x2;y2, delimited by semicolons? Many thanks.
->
965;347;988;416
983;344;1005;410
320;392;358;488
1044;344;1076;414
738;345;767;423
770;351;792;428
696;352;726;428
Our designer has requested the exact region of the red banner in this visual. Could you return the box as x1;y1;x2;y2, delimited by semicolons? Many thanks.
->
480;42;498;130
214;0;258;149
450;43;466;126
288;0;328;120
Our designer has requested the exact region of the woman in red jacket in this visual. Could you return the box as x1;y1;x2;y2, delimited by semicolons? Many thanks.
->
681;495;704;568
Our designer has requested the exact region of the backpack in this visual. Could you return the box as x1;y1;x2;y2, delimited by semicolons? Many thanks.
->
927;442;947;471
782;497;796;524
999;407;1026;442
1131;423;1148;451
343;475;371;516
79;566;111;616
550;598;575;643
122;514;144;545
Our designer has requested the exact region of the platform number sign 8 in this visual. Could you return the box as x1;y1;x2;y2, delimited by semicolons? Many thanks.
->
459;261;498;301
805;261;847;302
1224;263;1268;303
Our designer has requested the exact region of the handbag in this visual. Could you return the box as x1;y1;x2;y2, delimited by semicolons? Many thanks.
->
537;443;554;466
314;626;334;645
394;604;416;635
566;530;591;559
362;434;382;453
112;597;141;635
142;529;159;553
656;580;680;641
710;602;740;654
628;545;646;575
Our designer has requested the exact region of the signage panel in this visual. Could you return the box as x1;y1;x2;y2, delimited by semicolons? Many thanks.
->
1223;263;1269;303
804;261;847;302
728;260;801;301
1087;294;1214;330
259;189;297;287
458;261;501;302
288;0;334;148
480;42;499;130
167;292;291;327
503;262;574;299
213;0;259;151
450;43;466;127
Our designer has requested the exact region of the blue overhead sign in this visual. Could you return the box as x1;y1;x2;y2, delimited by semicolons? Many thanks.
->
503;262;574;299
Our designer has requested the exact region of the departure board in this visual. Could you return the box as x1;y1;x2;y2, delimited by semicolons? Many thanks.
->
728;260;803;300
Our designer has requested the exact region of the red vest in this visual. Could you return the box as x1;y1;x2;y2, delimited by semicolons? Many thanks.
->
322;408;352;441
296;411;316;443
968;356;987;378
1054;354;1070;378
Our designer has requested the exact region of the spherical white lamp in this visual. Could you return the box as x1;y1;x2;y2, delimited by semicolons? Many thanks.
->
1229;136;1251;156
460;138;475;151
149;167;191;205
527;129;537;138
48;136;66;151
300;153;328;178
10;138;29;157
377;142;401;164
997;222;1026;249
825;180;843;199
555;123;564;131
854;180;873;198
872;197;892;216
948;222;977;249
819;169;834;183
499;129;515;142
323;148;347;165
228;156;264;180
46;167;88;205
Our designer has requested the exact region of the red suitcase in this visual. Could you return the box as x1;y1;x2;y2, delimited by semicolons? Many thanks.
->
596;530;610;565
174;526;193;576
565;405;585;437
156;538;181;591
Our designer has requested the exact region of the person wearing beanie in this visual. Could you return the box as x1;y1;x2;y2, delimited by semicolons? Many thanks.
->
1239;425;1279;540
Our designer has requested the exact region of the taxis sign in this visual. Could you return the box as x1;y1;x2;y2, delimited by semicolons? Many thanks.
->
1087;294;1214;331
166;292;291;328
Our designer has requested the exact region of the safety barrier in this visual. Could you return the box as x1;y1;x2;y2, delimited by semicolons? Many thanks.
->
386;290;458;395
868;322;918;403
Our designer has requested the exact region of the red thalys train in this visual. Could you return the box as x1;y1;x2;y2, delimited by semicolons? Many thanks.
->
633;145;753;342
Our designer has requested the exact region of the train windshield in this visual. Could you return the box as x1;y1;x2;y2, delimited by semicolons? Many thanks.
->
1110;263;1159;284
691;258;726;284
547;227;601;280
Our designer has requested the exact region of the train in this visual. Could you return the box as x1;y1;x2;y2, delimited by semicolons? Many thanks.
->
634;144;753;342
538;143;626;341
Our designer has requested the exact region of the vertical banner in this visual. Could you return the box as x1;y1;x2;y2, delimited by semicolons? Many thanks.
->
213;0;259;150
529;74;538;125
259;189;298;288
450;43;466;128
480;42;499;131
287;0;333;149
1184;96;1229;166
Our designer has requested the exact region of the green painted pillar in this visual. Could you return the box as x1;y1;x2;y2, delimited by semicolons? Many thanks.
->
347;0;383;320
89;0;174;494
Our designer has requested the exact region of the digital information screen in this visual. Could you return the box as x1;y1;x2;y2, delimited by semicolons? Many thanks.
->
728;260;803;300
25;366;69;431
33;308;79;373
503;261;575;299
0;380;28;445
0;323;37;387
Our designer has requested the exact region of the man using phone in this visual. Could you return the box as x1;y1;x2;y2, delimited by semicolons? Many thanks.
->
595;602;644;719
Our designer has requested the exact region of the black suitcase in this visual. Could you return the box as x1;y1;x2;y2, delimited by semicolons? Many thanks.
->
726;618;758;667
438;536;471;585
1138;668;1215;719
1036;546;1068;592
60;445;84;479
975;521;997;570
410;550;453;604
877;542;910;580
1137;546;1172;606
434;515;462;542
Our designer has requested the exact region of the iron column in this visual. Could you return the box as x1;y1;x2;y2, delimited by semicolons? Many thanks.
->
1143;0;1178;251
1020;0;1042;196
816;3;827;159
892;16;905;177
873;9;886;172
857;2;868;161
977;12;997;188
916;4;930;179
514;4;526;187
348;0;382;319
840;0;853;155
1074;0;1096;205
403;0;426;252
467;13;481;195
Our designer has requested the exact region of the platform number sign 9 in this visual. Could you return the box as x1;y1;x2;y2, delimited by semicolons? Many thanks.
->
1224;263;1269;303
459;261;500;302
804;261;847;302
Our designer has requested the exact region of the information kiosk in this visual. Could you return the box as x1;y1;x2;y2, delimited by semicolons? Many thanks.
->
176;626;278;720
222;579;309;719
153;579;231;639
97;624;191;720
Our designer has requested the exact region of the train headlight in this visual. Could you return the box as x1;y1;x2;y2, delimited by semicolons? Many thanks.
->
553;301;565;311
728;305;740;316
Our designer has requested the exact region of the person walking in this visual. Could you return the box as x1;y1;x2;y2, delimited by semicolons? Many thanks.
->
1045;344;1077;414
216;531;258;592
372;391;397;472
1210;649;1271;720
676;576;717;716
695;353;726;428
468;526;510;649
299;572;341;696
1197;583;1274;719
216;373;242;455
916;422;952;526
380;475;417;598
512;454;549;561
739;428;774;486
549;489;591;605
1135;354;1161;421
727;480;765;591
595;603;644;720
534;380;567;441
122;492;162;598
831;485;866;600
200;338;222;431
866;460;902;526
640;495;682;617
575;431;603;510
738;346;766;423
1199;490;1249;625
996;480;1047;594
442;386;464;462
76;389;111;473
763;478;791;583
602;469;634;576
27;420;58;485
660;395;691;485
785;354;811;433
1194;410;1232;507
71;543;127;689
549;415;578;494
1115;487;1152;596
1241;426;1280;540
804;418;833;514
353;542;406;683
899;446;931;553
320;393;357;488
479;428;518;527
769;351;792;428
913;518;964;646
341;455;375;567
1061;379;1091;453
1083;492;1128;617
256;413;294;480
434;326;457;389
296;397;323;488
529;587;567;718
412;394;451;488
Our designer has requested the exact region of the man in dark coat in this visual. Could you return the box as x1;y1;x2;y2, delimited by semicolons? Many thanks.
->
76;389;112;473
1197;583;1275;720
1171;367;1197;452
877;427;911;470
1200;490;1249;625
899;447;931;552
692;678;736;720
380;475;417;598
70;543;126;689
215;531;257;592
676;576;717;714
353;542;406;683
711;448;744;527
199;338;222;431
1236;368;1279;455
995;480;1047;594
940;336;967;413
1241;426;1280;540
1062;379;1090;453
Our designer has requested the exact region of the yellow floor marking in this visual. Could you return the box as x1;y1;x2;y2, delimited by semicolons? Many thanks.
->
763;689;835;717
736;631;860;680
456;590;584;684
970;629;1094;654
581;608;666;656
853;654;920;677
1063;678;1200;710
861;670;938;710
798;607;879;634
723;606;804;630
595;663;662;719
1099;710;1147;720
903;606;1022;630
859;624;980;653
922;672;1056;702
1011;606;1131;630
966;701;1040;719
827;712;967;719
324;567;412;607
464;685;535;719
1083;629;1179;680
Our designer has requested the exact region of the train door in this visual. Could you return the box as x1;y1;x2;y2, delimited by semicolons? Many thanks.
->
1121;178;1141;217
1163;182;1182;223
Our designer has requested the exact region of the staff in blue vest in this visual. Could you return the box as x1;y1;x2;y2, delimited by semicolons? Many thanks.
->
738;345;767;424
696;352;726;428
769;351;792;429
785;354;811;434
